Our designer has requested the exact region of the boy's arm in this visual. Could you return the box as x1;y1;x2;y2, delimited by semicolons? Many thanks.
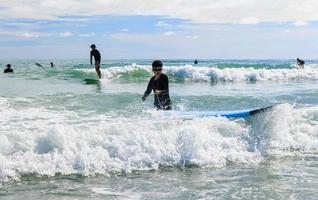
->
142;78;153;101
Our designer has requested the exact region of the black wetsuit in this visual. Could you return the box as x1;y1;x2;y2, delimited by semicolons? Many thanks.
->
298;60;305;65
4;68;13;73
90;49;101;65
143;74;172;110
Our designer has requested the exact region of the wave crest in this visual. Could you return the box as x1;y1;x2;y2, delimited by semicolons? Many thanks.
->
75;64;318;82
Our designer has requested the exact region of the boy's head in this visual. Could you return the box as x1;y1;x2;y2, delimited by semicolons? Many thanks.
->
152;60;163;75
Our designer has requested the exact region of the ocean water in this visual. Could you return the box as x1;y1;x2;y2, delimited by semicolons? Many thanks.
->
1;59;318;199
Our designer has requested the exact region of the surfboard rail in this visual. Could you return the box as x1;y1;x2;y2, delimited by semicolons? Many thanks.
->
172;105;275;119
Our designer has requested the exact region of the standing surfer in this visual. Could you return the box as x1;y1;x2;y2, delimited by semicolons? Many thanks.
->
142;60;172;110
296;58;305;69
90;44;102;79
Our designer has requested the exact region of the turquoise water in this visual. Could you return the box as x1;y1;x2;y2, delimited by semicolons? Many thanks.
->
1;59;318;199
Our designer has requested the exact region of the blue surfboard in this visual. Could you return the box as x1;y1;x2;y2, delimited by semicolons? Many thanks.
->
173;105;274;119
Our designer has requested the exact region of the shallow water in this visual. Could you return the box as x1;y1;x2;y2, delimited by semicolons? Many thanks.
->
1;59;318;199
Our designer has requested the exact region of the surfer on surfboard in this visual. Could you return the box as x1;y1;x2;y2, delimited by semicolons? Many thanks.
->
296;58;305;69
142;60;172;110
90;44;102;79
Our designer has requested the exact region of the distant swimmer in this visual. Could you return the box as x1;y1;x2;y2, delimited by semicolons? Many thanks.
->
4;64;13;73
296;58;305;69
90;44;102;79
35;63;45;69
194;59;198;65
50;62;54;68
142;60;172;110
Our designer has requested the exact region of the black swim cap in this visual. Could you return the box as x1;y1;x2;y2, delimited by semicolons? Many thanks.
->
90;44;96;48
152;60;163;69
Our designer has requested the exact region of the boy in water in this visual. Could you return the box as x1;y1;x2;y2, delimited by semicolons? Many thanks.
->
3;64;13;73
90;44;102;78
142;60;172;110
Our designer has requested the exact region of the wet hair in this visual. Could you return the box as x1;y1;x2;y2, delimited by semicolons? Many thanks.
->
6;64;11;68
90;44;96;48
152;60;163;69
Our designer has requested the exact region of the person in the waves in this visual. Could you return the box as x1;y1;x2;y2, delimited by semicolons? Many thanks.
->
90;44;102;78
3;64;13;73
142;60;172;110
296;58;305;69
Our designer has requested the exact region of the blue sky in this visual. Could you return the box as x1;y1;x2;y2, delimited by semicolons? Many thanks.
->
0;0;317;59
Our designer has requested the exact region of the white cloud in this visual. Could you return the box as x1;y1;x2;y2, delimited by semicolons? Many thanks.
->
163;31;175;36
156;21;170;27
0;31;44;38
78;32;95;37
186;35;199;40
0;0;318;24
21;32;41;38
121;28;129;32
2;25;318;59
293;21;308;26
59;31;73;37
239;17;260;25
3;22;36;26
109;25;318;59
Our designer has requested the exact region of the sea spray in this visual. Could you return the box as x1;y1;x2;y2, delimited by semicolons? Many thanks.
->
248;104;318;157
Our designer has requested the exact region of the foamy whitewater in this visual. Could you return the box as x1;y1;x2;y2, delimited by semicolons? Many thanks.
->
1;59;318;199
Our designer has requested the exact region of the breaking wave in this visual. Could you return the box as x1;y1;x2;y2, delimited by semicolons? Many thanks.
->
74;64;318;82
1;99;318;182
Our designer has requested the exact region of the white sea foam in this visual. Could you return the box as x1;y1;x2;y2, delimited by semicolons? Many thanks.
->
250;103;318;157
1;98;318;182
75;64;318;82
